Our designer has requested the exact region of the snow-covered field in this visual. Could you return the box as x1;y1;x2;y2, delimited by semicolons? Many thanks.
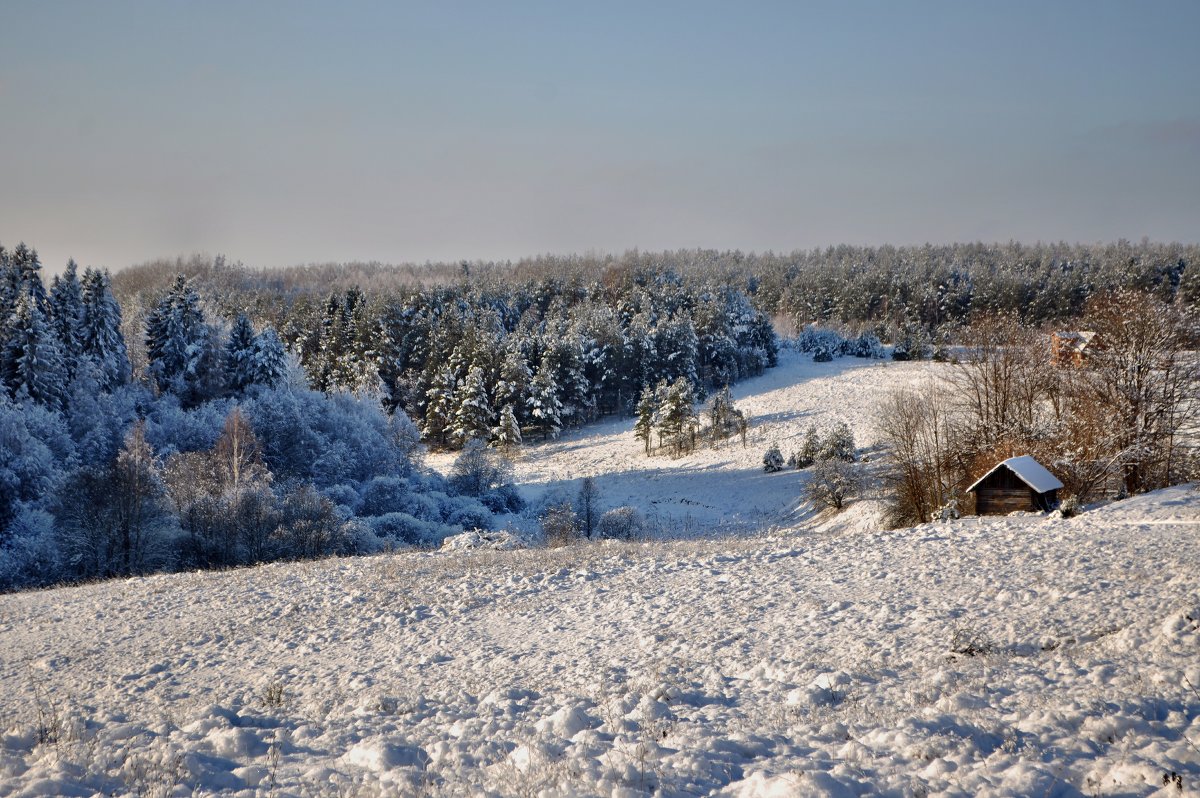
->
2;355;1198;796
439;349;944;536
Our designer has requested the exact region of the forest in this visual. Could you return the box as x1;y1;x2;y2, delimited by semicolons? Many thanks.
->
0;242;776;590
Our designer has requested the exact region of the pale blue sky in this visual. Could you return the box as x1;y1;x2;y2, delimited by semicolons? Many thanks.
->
2;1;1198;271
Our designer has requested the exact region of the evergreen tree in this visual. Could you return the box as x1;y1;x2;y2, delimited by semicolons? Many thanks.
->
528;354;563;440
224;314;257;392
48;259;85;376
798;425;821;468
494;345;533;427
422;367;455;446
2;295;67;410
818;421;856;462
251;326;289;388
145;275;212;402
491;403;522;453
79;268;130;389
451;364;493;445
634;384;656;455
657;376;698;456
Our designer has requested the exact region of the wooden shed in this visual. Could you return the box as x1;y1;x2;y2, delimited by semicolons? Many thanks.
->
966;455;1063;515
1051;331;1100;367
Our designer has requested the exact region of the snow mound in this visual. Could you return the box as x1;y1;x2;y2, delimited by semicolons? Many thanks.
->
440;527;531;552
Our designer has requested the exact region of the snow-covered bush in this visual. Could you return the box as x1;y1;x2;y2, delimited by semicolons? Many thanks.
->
443;497;494;532
935;497;961;522
367;512;438;547
763;445;785;473
0;504;61;591
817;421;856;462
357;476;410;517
597;506;648;541
481;484;524;514
806;458;862;510
812;347;833;363
322;483;360;512
541;502;580;547
449;438;515;498
1057;495;1082;518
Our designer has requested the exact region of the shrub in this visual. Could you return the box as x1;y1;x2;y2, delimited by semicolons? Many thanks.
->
367;512;435;546
444;498;494;531
806;458;862;510
541;502;580;547
813;347;833;363
357;476;410;517
817;421;856;462
597;506;648;541
763;445;785;473
1057;495;1081;518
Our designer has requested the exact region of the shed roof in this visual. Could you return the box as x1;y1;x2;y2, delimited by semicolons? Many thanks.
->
1053;330;1096;353
965;455;1064;494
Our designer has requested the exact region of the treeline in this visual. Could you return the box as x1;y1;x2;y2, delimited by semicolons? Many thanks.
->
115;240;1198;345
0;243;520;591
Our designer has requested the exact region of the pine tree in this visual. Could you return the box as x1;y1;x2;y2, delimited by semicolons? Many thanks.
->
79;268;130;390
224;314;257;392
529;355;563;440
422;367;455;446
494;345;533;427
634;384;656;455
491;403;522;453
818;421;856;462
657;376;698;456
798;425;821;468
3;294;67;410
451;364;493;445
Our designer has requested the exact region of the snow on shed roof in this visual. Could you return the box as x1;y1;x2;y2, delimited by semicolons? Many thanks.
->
966;455;1064;494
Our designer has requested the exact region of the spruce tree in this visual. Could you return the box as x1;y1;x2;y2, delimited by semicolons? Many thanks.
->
224;314;257;392
145;274;210;400
251;326;289;388
3;294;67;410
634;384;656;455
79;268;130;390
48;259;85;376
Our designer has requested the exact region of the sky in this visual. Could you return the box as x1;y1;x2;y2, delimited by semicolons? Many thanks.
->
1;1;1198;272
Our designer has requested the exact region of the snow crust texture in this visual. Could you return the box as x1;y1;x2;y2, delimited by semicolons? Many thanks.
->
1;487;1197;796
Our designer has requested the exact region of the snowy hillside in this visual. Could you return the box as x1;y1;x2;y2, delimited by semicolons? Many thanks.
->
1;486;1197;796
434;348;944;536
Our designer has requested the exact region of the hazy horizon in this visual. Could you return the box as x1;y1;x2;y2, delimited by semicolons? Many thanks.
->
3;1;1199;273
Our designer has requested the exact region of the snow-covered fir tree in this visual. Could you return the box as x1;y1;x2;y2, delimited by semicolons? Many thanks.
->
491;403;522;453
451;364;493;445
145;275;213;401
3;295;68;411
79;268;130;390
250;326;289;388
224;314;257;393
48;259;85;377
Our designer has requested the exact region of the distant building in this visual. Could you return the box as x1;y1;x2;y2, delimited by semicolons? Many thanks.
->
966;455;1063;515
1051;331;1100;367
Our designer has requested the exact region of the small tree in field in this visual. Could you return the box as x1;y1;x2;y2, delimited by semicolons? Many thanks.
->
806;458;862;510
763;445;785;473
576;476;601;539
541;502;579;547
